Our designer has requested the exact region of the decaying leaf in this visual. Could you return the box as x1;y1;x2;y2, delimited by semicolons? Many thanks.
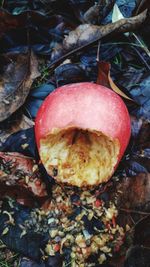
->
97;61;133;100
0;9;25;36
98;0;116;23
112;3;129;37
96;61;110;87
0;152;48;206
134;216;150;247
108;73;133;101
0;200;49;262
83;2;102;24
116;173;150;211
135;0;149;15
124;246;150;267
0;114;34;146
19;256;63;267
124;118;150;177
55;62;87;86
0;50;40;122
52;10;147;60
84;0;115;24
0;9;63;37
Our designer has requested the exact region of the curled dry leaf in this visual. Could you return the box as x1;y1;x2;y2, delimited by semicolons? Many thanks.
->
0;152;47;206
0;51;40;122
97;61;133;100
52;10;147;60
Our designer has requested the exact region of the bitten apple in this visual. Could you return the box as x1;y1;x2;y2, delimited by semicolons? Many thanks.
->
35;82;131;187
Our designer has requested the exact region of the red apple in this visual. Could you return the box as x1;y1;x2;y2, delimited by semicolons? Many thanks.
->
35;82;131;187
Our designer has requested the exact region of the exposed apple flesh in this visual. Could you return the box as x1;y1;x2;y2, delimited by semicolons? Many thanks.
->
40;128;120;187
35;82;131;187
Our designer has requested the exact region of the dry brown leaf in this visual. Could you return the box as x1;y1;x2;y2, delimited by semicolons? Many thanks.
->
108;72;133;101
0;50;40;122
96;61;110;87
52;10;147;60
97;61;133;100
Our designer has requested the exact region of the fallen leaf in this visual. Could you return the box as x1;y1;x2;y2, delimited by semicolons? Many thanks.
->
112;4;150;58
96;61;133;100
83;0;115;24
112;64;150;119
135;0;149;15
96;61;110;87
55;63;87;87
134;216;150;247
124;246;150;267
123;118;150;177
0;10;66;37
0;114;34;146
83;2;101;24
0;9;25;36
112;3;125;22
51;10;147;60
0;200;49;262
112;3;129;38
25;83;56;119
98;0;116;23
0;152;48;206
19;256;63;267
108;72;133;101
116;173;150;211
0;50;40;122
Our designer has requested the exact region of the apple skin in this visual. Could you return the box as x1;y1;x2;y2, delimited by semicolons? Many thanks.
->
35;82;131;170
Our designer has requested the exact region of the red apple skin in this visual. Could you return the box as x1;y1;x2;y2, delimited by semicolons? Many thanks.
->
35;82;131;165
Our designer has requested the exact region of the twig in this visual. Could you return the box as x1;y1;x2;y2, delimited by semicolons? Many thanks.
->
128;40;150;70
127;214;150;234
46;37;103;73
131;32;150;58
129;214;136;225
46;9;147;73
142;246;150;250
0;0;4;8
120;208;150;216
96;41;101;62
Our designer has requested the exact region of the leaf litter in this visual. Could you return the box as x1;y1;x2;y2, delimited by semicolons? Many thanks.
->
51;9;147;60
0;50;40;122
0;0;149;266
